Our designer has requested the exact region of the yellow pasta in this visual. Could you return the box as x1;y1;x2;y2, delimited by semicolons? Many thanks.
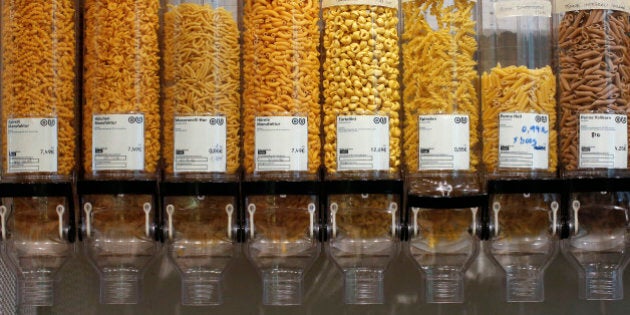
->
162;4;240;179
481;65;557;175
330;194;396;239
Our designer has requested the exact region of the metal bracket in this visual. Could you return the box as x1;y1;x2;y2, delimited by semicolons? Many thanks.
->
248;204;256;239
56;205;65;240
166;204;175;241
84;202;93;238
330;202;338;238
308;203;316;238
226;204;234;239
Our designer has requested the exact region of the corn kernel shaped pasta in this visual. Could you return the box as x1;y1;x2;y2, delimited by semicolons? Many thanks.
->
481;65;557;174
83;0;161;177
1;0;77;179
163;4;240;177
242;0;321;177
402;0;479;174
323;5;402;176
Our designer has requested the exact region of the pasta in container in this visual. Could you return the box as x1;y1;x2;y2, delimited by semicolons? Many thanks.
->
402;0;480;195
162;1;240;182
555;3;630;178
480;0;557;180
83;0;161;180
1;0;78;182
322;0;402;180
242;0;321;181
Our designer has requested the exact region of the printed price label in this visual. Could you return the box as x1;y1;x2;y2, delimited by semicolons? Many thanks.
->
174;116;226;173
579;113;627;169
255;116;308;172
554;0;630;14
323;0;398;9
499;113;550;169
418;115;470;170
337;115;389;171
495;0;552;18
92;114;145;171
7;118;58;173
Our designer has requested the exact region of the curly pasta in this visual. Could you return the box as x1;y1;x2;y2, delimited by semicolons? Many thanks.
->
83;0;161;178
323;4;401;178
242;0;321;179
165;196;234;242
330;194;396;239
402;0;479;175
414;208;472;249
163;4;240;179
248;195;314;241
481;65;557;175
1;0;77;180
558;9;630;174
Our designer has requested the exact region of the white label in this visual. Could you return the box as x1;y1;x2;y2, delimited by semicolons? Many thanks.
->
322;0;398;9
174;116;226;173
495;0;552;18
418;115;470;170
337;115;389;171
7;118;58;173
92;114;144;171
554;0;630;14
255;116;308;172
499;113;550;169
579;113;627;169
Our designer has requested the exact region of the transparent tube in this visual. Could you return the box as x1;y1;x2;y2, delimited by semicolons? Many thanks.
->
242;0;321;181
488;193;558;302
82;0;161;180
402;0;480;195
0;0;79;182
563;191;630;300
322;1;402;180
245;195;319;305
408;207;478;303
479;0;557;180
162;0;240;182
554;4;630;178
82;194;158;304
327;194;399;304
164;195;236;306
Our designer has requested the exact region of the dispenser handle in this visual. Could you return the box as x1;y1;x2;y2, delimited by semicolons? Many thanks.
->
0;205;7;240
308;203;316;238
550;201;559;235
84;202;93;238
470;207;478;236
248;204;256;239
492;201;501;236
572;200;580;235
56;205;65;240
226;204;234;239
330;202;338;238
143;202;152;238
166;204;175;240
411;207;420;237
389;202;398;237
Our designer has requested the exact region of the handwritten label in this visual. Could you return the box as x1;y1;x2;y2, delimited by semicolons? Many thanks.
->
499;113;549;169
337;115;390;171
7;118;58;173
418;115;470;170
495;0;552;18
322;0;398;9
174;116;226;173
554;0;630;14
579;113;627;169
255;116;308;172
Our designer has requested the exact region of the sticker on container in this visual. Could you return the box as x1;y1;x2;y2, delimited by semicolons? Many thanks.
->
322;0;398;9
7;118;58;173
92;114;144;171
418;115;470;170
337;115;389;171
255;116;308;172
499;113;549;169
495;0;552;18
579;113;627;169
173;116;226;173
554;0;630;14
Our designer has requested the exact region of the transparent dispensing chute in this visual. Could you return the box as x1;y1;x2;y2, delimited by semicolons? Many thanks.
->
245;194;320;305
0;196;72;306
163;195;237;306
408;206;479;303
82;194;158;304
488;193;559;302
327;194;399;304
563;191;630;300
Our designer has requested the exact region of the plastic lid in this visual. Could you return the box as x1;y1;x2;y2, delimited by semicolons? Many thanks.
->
181;274;222;306
343;269;385;304
583;269;623;300
425;271;464;303
100;268;141;304
20;271;54;306
262;269;303;305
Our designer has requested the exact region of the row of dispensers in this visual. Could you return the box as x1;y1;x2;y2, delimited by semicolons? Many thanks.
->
0;178;628;307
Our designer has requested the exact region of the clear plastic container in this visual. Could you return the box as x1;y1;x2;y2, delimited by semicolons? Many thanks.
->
82;0;161;180
327;193;399;304
408;207;479;303
1;196;72;306
244;194;320;305
480;0;557;180
402;0;481;195
81;194;159;304
554;3;630;178
488;193;559;302
322;1;402;180
0;0;79;183
242;0;321;181
563;191;630;300
162;1;240;182
163;195;237;306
